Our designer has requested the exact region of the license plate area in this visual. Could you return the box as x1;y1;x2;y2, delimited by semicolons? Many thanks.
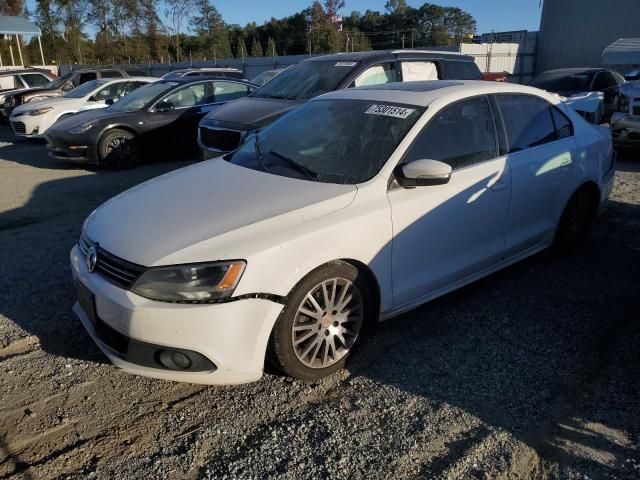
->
77;281;97;327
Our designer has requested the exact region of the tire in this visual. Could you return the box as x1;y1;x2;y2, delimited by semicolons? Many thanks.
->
98;129;138;170
268;262;374;381
554;187;598;252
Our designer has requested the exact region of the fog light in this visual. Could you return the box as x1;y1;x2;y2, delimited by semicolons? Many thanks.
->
158;350;192;370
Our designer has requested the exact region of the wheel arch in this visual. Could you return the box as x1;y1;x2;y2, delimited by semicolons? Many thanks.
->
283;258;382;324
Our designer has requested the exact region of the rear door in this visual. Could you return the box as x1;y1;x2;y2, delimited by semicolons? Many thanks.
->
495;94;576;256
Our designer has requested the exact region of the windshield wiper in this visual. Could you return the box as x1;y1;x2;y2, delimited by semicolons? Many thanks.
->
254;133;270;173
269;150;318;180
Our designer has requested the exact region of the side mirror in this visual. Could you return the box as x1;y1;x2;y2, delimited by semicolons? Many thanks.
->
105;98;114;106
395;159;452;187
155;101;174;112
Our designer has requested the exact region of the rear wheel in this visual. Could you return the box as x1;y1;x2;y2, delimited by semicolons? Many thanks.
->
98;129;138;170
268;262;373;381
554;187;598;252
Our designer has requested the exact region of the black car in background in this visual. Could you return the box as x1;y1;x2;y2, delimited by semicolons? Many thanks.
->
198;49;482;157
529;67;626;123
2;67;145;119
44;76;256;169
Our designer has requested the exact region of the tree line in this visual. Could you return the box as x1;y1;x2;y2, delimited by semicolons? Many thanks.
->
0;0;477;66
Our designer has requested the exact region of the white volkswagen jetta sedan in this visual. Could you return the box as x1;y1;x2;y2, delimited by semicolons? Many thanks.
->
9;77;156;138
70;80;615;385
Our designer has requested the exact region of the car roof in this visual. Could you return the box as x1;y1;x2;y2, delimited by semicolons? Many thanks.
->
0;68;51;76
105;76;157;82
156;76;255;85
304;49;473;63
171;67;242;73
316;80;554;107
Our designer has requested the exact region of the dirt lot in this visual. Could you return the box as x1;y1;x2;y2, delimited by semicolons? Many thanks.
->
0;125;639;480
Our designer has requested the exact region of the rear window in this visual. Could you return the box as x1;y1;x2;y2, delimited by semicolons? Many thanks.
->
445;60;481;80
20;73;51;88
529;72;593;93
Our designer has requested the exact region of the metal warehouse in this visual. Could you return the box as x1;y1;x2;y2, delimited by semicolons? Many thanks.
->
537;0;640;72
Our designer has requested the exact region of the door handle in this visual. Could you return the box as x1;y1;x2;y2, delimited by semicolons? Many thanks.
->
491;179;509;192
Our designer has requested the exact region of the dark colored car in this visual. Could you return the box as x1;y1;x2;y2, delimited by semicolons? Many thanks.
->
2;67;143;118
529;68;626;122
197;50;482;158
44;76;256;169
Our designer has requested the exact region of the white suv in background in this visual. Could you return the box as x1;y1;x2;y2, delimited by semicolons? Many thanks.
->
9;77;157;138
71;81;614;385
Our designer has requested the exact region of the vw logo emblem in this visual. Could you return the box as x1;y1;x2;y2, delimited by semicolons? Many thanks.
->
86;245;98;273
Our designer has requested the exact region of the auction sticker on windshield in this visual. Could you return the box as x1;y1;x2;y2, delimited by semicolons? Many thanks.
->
365;104;416;119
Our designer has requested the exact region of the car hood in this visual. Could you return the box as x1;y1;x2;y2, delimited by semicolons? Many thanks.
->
49;107;128;131
200;96;303;129
84;159;357;266
12;96;78;114
18;88;62;100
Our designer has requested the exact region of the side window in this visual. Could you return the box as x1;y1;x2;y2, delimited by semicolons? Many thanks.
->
125;69;147;76
101;70;124;78
404;96;498;170
445;61;482;80
94;82;127;101
550;107;573;139
161;83;209;108
496;95;557;152
20;73;50;88
354;63;396;87
78;72;97;85
0;75;20;91
122;81;148;95
401;61;438;81
214;81;249;103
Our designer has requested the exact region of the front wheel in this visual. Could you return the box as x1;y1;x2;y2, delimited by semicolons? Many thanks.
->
268;262;373;381
98;129;138;170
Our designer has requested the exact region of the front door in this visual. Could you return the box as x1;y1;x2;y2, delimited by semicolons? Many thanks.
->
387;95;511;306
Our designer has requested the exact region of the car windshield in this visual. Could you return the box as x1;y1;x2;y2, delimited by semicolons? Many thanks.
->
64;79;108;98
107;82;174;112
251;61;355;101
227;99;423;184
46;72;73;89
529;72;594;93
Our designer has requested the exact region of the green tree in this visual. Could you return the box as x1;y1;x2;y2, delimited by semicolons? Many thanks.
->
236;35;247;59
266;36;277;57
250;37;263;57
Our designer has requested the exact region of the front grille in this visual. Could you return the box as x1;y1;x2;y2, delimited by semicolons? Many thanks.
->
79;234;145;289
199;126;242;151
11;121;25;134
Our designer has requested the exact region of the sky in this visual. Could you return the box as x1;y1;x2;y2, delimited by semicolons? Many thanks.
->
24;0;543;36
212;0;542;34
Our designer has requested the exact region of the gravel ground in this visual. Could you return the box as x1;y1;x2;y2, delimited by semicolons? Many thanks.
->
0;126;639;480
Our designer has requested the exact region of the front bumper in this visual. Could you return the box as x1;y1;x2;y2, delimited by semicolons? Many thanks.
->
610;113;640;147
9;115;43;138
45;130;97;164
70;245;284;385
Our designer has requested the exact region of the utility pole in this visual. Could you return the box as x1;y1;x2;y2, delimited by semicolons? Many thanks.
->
401;34;405;49
346;34;350;52
411;29;414;48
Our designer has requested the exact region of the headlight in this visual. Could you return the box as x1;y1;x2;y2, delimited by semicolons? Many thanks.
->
131;261;246;302
617;94;630;113
25;107;53;116
69;123;95;134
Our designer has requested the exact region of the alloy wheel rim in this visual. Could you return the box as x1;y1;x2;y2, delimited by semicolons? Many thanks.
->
292;277;364;369
106;136;132;160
